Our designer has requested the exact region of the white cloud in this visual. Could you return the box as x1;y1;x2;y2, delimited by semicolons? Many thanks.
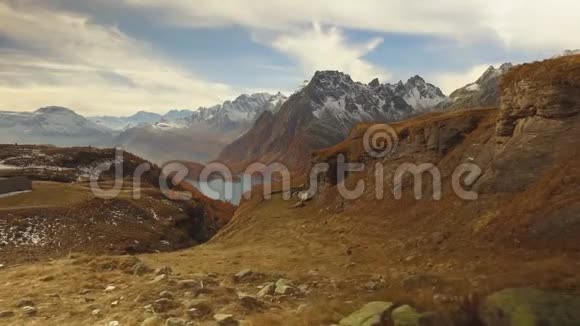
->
257;23;388;83
124;0;580;51
430;64;500;95
0;2;239;115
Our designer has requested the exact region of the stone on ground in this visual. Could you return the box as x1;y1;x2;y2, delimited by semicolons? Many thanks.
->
214;313;238;326
339;301;393;326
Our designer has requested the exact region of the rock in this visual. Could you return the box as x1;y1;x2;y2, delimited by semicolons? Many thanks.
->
165;318;187;326
391;305;420;326
214;314;238;326
141;316;163;326
339;301;393;326
497;58;580;137
47;293;60;299
233;269;252;282
21;306;37;317
91;309;101;316
133;262;153;276
153;298;176;313
177;280;200;288
401;274;441;290
275;285;295;295
478;288;580;326
185;299;212;318
15;299;34;307
298;284;310;293
239;295;262;310
149;274;167;284
274;279;295;295
109;322;120;326
111;300;120;307
155;266;173;275
363;281;382;291
0;310;15;318
158;291;174;299
80;289;91;295
257;282;275;298
104;285;117;292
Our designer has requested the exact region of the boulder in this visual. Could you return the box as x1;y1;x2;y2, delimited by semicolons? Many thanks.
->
274;278;295;295
339;301;393;326
233;269;252;282
21;306;37;317
214;314;238;326
391;305;421;326
478;288;580;326
257;282;275;298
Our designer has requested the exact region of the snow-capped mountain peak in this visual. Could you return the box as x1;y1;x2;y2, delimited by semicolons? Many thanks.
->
307;70;446;130
191;92;287;128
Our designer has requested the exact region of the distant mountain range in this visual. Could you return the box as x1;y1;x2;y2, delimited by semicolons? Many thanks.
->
4;51;578;165
114;93;287;163
89;110;193;131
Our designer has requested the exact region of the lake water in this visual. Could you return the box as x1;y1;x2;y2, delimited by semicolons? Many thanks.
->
189;175;258;205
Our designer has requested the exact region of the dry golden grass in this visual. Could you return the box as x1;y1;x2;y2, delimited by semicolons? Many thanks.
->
0;182;91;209
502;54;580;88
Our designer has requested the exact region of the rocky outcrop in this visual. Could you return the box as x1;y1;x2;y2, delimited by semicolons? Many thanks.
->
497;55;580;137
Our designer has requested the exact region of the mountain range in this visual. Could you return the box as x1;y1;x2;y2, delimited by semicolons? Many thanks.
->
218;71;448;173
0;64;519;165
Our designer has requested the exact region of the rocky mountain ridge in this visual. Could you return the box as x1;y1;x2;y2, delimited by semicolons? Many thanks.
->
218;70;446;173
439;63;514;111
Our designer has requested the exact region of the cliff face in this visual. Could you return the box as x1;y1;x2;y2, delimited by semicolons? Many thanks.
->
497;55;580;136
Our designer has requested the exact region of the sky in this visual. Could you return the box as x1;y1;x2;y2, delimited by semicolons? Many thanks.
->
0;0;578;116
